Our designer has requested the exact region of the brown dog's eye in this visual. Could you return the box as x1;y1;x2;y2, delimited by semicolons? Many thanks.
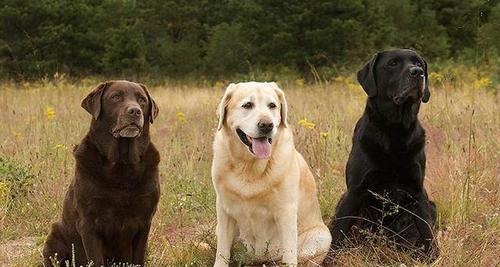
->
138;97;147;105
242;102;253;109
268;103;277;109
111;94;121;101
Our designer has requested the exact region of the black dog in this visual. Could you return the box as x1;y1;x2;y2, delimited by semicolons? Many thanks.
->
328;49;439;261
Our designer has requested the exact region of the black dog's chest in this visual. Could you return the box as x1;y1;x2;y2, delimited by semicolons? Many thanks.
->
362;158;423;191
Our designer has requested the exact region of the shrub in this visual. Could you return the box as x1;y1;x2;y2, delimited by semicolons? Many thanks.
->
0;157;34;207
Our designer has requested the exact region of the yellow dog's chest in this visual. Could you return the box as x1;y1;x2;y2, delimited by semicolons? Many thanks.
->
216;167;288;201
221;197;283;259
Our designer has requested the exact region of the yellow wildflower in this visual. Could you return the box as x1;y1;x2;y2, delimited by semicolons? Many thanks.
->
176;111;186;123
214;81;225;89
429;72;444;84
46;106;55;120
320;131;329;139
347;82;361;91
298;118;315;130
334;75;347;84
472;77;492;90
294;79;305;87
12;131;22;138
52;144;67;150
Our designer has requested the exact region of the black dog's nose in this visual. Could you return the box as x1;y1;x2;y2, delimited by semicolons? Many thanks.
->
409;66;424;77
258;121;274;134
127;106;142;116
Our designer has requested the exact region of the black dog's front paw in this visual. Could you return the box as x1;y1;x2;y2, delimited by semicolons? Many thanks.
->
416;237;439;263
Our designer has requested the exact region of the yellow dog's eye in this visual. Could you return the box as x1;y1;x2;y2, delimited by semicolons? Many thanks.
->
242;102;253;109
268;103;277;109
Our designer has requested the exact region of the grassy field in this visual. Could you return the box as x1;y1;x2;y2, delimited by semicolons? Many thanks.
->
0;77;498;266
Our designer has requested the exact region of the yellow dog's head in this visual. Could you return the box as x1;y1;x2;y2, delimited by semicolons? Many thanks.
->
217;82;288;159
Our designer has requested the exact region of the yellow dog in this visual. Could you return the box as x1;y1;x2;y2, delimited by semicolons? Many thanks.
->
212;82;331;266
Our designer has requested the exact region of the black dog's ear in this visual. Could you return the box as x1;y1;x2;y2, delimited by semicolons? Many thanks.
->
357;53;379;98
422;58;430;103
81;82;111;120
139;83;159;124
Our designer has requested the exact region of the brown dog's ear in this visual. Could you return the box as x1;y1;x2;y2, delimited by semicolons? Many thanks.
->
217;83;236;131
422;58;430;103
139;84;159;124
81;82;110;120
270;82;288;128
357;53;379;98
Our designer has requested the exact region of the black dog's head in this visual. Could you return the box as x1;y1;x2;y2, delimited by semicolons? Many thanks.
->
82;80;159;139
357;49;430;105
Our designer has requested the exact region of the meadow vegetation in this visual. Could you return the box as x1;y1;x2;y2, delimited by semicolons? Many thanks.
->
0;73;498;266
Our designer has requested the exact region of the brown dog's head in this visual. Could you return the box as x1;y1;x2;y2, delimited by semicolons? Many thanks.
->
82;80;158;139
357;49;430;105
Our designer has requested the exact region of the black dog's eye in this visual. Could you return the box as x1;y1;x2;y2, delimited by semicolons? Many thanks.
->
242;102;253;109
415;61;423;67
268;102;277;109
388;59;399;67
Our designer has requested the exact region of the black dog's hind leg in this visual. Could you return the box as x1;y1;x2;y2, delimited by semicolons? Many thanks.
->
329;192;364;249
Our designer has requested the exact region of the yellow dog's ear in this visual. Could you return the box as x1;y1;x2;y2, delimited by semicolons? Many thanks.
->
217;83;237;131
270;82;288;128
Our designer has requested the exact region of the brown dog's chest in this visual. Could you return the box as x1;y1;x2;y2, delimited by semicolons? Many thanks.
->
77;178;159;234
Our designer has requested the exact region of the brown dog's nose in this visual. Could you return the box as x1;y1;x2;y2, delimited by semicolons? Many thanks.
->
258;121;274;134
127;106;142;117
409;66;424;77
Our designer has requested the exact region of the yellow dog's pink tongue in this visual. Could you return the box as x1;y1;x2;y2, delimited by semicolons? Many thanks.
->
251;138;272;159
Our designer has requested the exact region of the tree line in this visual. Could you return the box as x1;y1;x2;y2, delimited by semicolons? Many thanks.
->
0;0;498;80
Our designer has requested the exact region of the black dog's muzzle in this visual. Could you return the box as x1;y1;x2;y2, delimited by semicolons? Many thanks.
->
393;69;425;105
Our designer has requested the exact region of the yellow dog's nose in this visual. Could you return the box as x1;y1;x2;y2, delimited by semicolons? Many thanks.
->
258;120;274;134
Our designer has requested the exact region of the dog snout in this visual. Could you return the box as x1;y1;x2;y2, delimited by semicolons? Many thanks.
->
409;66;424;77
258;121;274;134
126;106;142;117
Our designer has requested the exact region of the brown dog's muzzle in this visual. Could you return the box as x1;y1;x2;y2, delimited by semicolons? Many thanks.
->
111;104;145;138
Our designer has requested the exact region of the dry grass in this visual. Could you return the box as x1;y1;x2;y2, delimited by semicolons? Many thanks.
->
0;78;498;266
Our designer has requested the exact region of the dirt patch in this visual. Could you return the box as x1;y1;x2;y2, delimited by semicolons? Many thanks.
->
0;236;37;265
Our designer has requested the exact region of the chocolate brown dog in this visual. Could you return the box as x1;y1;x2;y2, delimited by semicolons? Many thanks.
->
327;49;439;262
43;81;160;266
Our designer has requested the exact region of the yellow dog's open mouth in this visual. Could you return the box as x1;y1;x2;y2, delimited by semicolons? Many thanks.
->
236;128;272;159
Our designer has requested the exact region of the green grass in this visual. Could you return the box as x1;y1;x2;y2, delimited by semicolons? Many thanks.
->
0;78;498;266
